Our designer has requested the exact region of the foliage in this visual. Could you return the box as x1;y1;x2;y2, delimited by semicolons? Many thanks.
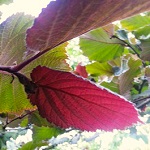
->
29;66;139;131
0;0;13;5
0;0;150;149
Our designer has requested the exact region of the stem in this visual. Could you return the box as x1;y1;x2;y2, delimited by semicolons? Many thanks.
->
133;95;150;103
3;110;35;130
132;95;150;110
138;79;147;94
12;51;46;72
0;46;54;73
12;43;61;72
136;99;150;109
0;66;37;94
112;35;140;57
111;35;146;67
0;66;14;73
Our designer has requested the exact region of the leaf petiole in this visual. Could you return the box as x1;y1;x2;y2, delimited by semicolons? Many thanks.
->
3;110;35;130
0;66;37;94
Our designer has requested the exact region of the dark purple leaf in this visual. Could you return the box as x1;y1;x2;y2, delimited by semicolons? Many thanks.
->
29;66;141;131
26;0;150;52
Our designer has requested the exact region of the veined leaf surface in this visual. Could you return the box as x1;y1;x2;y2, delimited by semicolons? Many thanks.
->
0;13;34;66
0;13;34;113
26;0;150;52
0;14;69;113
0;72;34;113
29;66;141;131
80;28;124;62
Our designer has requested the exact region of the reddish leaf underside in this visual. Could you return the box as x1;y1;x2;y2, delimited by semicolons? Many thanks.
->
74;63;88;78
26;0;150;52
29;66;141;131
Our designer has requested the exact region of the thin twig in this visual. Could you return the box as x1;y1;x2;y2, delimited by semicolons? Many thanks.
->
138;79;147;94
133;95;150;103
136;99;150;109
12;42;63;72
3;110;35;130
111;35;140;57
111;35;146;67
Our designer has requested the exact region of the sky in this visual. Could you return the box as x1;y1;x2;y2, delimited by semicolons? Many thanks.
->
0;0;51;23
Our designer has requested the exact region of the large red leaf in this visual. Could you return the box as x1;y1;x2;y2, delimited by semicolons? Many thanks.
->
29;66;141;131
26;0;150;52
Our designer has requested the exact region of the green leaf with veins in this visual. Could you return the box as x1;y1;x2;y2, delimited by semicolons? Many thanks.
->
0;13;35;113
21;43;70;78
86;62;113;77
0;13;34;66
32;126;63;142
119;58;142;95
80;28;124;62
138;38;150;61
101;80;120;94
0;14;70;113
0;73;34;113
134;25;150;39
29;110;52;127
134;26;150;61
118;56;142;96
109;57;129;76
120;14;150;31
101;55;142;97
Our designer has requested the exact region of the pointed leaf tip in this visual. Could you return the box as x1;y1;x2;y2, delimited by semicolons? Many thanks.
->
29;66;141;131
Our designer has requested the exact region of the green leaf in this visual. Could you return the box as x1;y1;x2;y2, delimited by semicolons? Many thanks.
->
139;38;150;61
32;126;63;142
29;111;51;127
134;26;150;61
19;126;62;149
145;67;150;77
131;85;150;98
109;57;129;76
0;0;13;5
134;25;150;39
21;43;70;78
118;56;142;95
0;73;34;113
0;14;69;113
80;28;124;62
0;13;34;66
101;80;119;94
120;14;150;31
101;55;142;97
20;118;28;127
19;141;47;150
86;62;113;77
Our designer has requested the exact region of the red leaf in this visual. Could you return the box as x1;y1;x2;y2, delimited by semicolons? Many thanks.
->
26;0;150;52
29;66;141;131
74;63;88;78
